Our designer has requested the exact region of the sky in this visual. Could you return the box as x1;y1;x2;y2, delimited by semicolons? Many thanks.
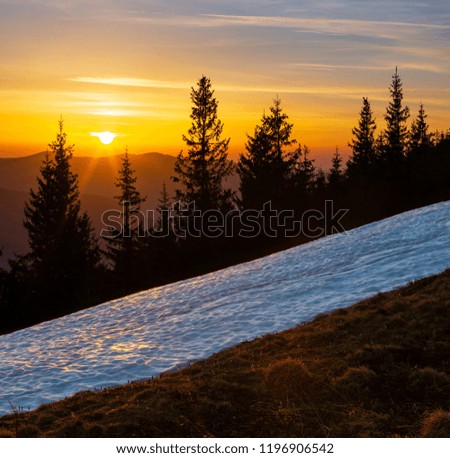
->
0;0;449;164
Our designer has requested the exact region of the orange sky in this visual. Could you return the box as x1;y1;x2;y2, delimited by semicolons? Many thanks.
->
1;1;449;166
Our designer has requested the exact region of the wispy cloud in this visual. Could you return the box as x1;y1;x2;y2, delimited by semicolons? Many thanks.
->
69;76;389;97
287;62;449;74
87;109;169;118
69;77;189;89
287;63;388;71
200;14;450;31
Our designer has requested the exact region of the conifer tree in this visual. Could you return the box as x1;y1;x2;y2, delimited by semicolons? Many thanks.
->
374;69;410;214
173;75;233;212
326;148;345;211
409;103;433;154
382;68;410;162
105;149;145;275
347;97;377;175
290;144;316;196
18;120;99;316
151;181;177;277
328;147;343;187
156;181;172;235
238;125;273;209
238;98;296;209
24;151;56;262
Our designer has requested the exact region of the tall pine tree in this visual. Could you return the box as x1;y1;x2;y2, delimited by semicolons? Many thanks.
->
156;182;172;235
409;103;433;155
328;147;343;187
14;120;99;319
377;68;410;214
347;97;377;176
405;104;436;206
347;98;385;220
290;144;316;198
382;67;410;163
104;149;145;282
238;97;296;209
173;75;234;213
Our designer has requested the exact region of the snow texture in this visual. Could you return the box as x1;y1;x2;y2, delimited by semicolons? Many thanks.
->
1;202;450;415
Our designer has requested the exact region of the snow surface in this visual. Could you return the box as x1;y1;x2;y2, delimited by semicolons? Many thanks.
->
1;202;450;415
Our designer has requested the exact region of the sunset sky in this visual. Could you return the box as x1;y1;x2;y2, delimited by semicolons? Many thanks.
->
0;0;449;163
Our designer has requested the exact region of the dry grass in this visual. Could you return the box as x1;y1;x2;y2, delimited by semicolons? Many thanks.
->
421;409;450;437
265;358;316;403
1;269;450;437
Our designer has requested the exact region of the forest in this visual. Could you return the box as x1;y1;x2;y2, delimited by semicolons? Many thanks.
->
1;69;450;335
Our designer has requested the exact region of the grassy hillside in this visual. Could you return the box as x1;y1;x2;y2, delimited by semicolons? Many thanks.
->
1;269;450;438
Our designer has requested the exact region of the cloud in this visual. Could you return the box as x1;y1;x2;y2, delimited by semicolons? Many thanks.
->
87;109;167;117
69;77;189;90
199;14;450;38
287;62;449;74
69;75;391;99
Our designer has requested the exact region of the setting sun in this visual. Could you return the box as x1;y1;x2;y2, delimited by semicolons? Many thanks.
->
90;131;118;145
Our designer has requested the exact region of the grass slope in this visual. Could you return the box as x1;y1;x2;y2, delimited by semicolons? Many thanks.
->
1;270;450;438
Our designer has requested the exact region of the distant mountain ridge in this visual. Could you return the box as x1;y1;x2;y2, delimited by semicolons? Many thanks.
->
0;152;197;267
0;152;239;268
0;152;178;201
0;187;115;267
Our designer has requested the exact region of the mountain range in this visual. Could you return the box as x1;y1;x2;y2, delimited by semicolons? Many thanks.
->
0;152;238;267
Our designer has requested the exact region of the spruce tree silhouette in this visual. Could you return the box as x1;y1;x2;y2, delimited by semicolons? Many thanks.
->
328;147;343;188
104;149;145;293
156;182;172;235
238;97;297;210
290;143;316;205
8;120;99;325
173;75;234;213
382;67;410;164
409;103;434;156
406;104;436;206
381;68;410;213
346;97;381;220
347;97;377;176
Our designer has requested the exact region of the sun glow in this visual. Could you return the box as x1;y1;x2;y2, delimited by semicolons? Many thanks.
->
90;131;118;145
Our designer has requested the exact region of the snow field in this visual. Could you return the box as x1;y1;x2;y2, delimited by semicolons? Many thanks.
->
0;202;449;415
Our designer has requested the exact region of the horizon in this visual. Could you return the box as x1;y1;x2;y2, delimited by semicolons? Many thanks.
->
0;147;341;170
0;1;449;161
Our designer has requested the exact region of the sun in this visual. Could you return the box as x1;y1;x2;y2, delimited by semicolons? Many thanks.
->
90;131;118;145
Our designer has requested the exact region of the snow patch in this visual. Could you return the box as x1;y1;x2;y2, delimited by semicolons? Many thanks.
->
1;202;450;415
